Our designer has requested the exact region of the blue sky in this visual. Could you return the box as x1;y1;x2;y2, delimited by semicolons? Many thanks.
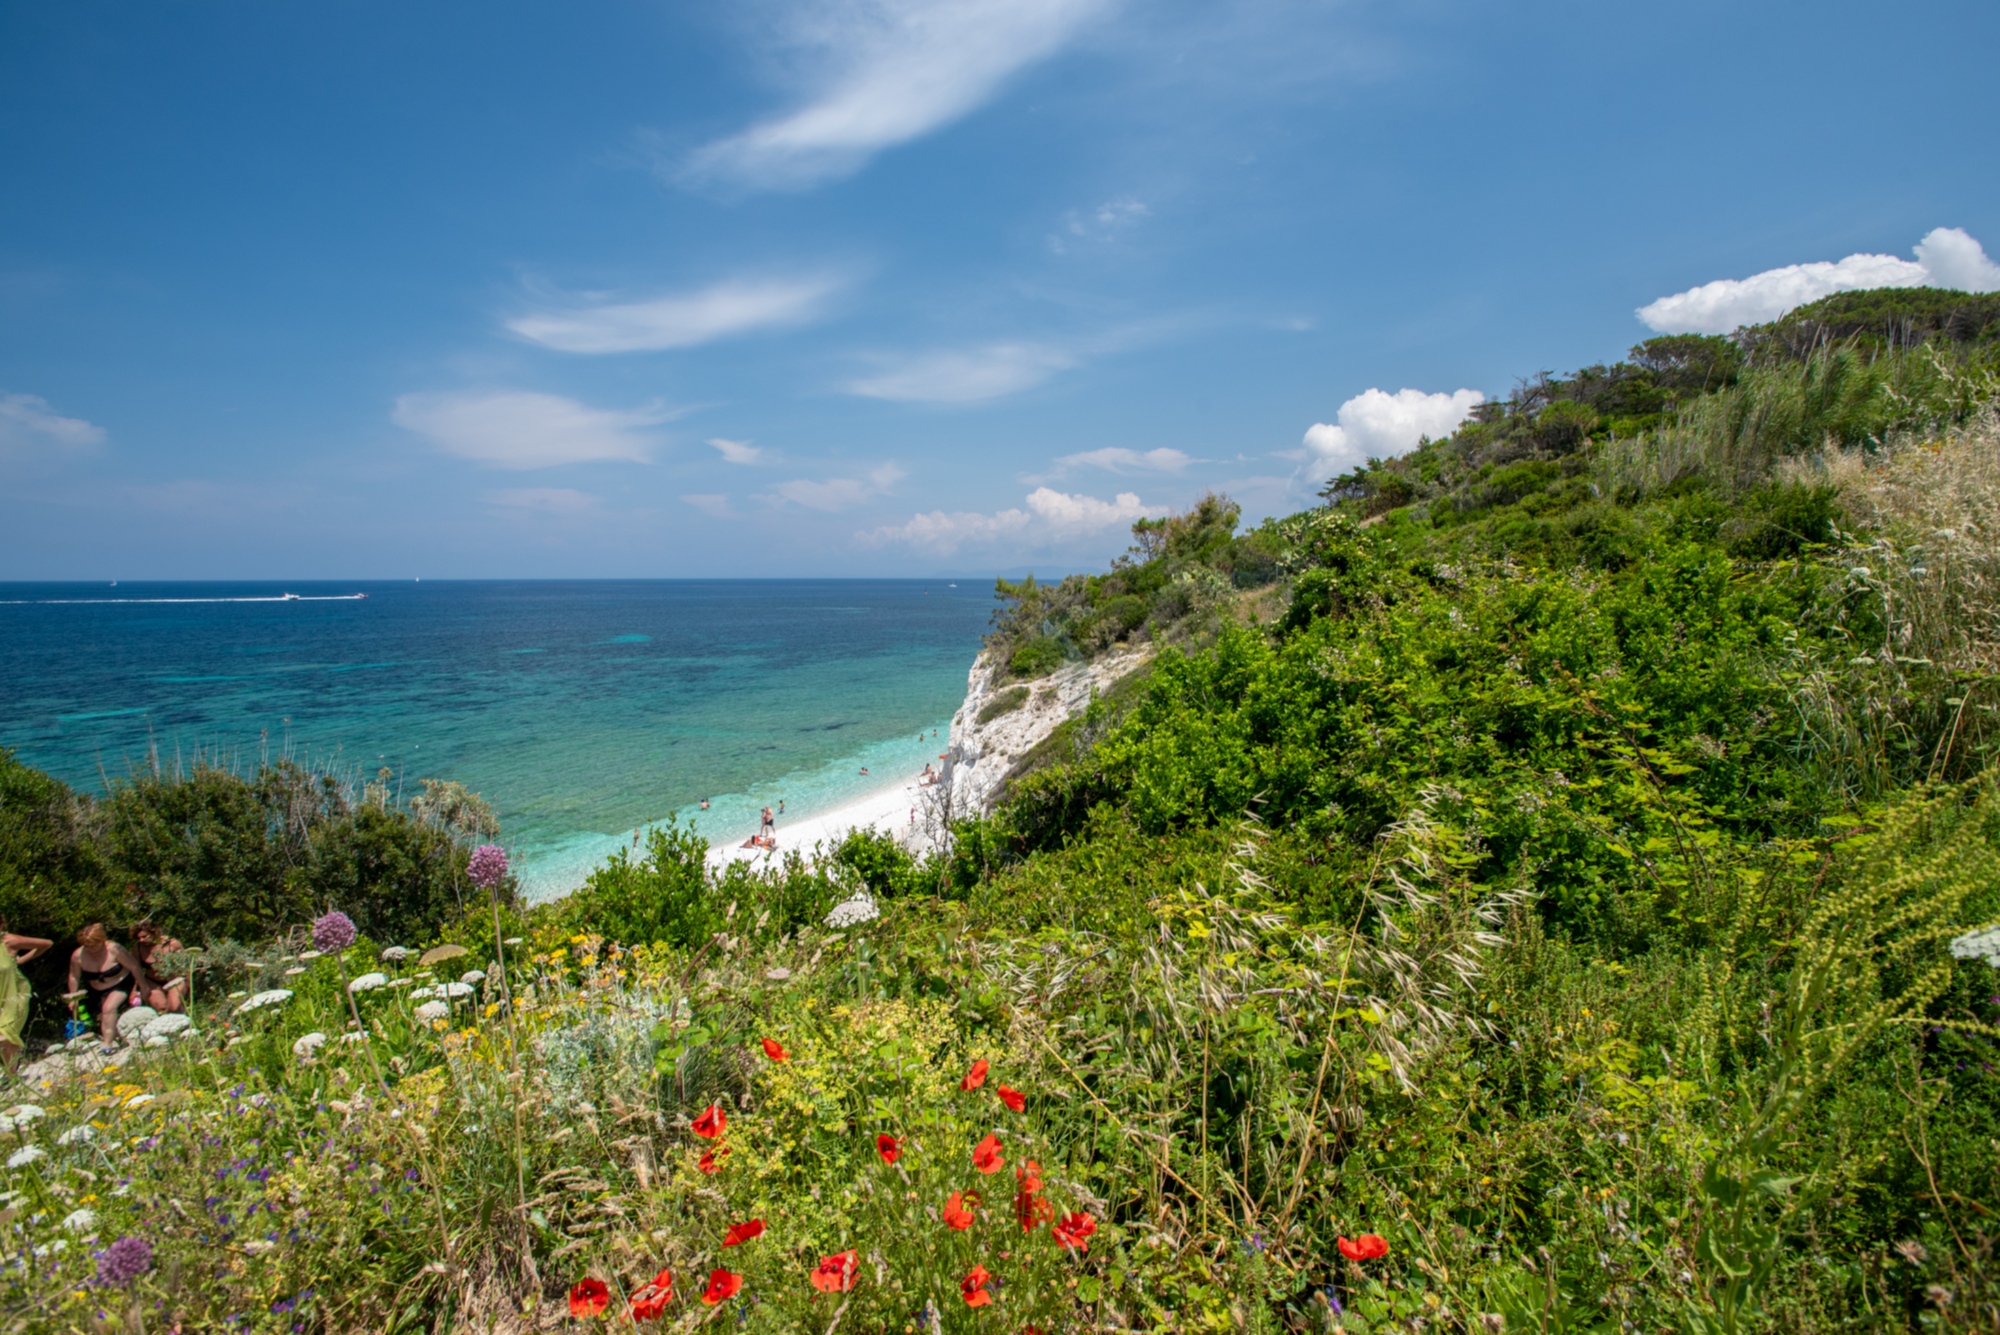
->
3;0;1996;579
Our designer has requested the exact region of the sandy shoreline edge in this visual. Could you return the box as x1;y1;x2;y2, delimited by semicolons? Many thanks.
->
703;767;942;872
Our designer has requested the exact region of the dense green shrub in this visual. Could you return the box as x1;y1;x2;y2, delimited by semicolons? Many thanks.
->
558;819;716;949
1007;635;1066;679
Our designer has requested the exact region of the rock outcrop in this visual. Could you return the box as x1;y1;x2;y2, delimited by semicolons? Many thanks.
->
944;644;1153;816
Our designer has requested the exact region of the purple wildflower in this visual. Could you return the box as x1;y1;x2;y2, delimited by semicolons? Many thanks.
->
466;844;509;890
311;911;357;954
96;1236;153;1287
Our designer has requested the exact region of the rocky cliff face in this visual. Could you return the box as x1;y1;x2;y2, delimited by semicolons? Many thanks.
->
943;644;1153;816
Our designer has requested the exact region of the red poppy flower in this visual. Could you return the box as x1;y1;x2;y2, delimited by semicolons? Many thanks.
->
568;1278;610;1317
698;1147;729;1175
961;1264;993;1308
692;1104;727;1139
876;1133;901;1164
996;1085;1026;1113
944;1190;976;1230
960;1058;989;1091
629;1269;673;1320
701;1268;742;1305
810;1250;858;1294
1013;1161;1051;1231
972;1133;1004;1174
722;1219;766;1247
1015;1160;1043;1194
1052;1212;1097;1253
760;1037;789;1062
1338;1233;1389;1261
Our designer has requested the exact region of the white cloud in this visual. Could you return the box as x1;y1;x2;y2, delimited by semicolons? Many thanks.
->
686;0;1115;190
709;437;766;465
1050;197;1150;251
508;275;843;353
863;485;1156;553
682;493;738;518
1302;387;1484;478
392;391;671;470
1637;227;2000;334
846;343;1076;403
0;392;105;459
483;487;600;515
771;463;906;511
1052;446;1191;474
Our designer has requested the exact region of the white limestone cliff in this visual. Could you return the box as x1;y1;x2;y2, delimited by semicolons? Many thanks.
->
943;644;1154;816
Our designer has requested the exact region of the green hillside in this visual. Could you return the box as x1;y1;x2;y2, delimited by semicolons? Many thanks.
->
3;295;1998;1333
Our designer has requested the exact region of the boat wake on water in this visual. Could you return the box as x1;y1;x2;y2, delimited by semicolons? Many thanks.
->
0;593;369;605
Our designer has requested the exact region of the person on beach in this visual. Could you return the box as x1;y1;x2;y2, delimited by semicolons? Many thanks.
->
0;917;53;1072
778;800;784;815
67;923;143;1051
700;798;710;811
859;767;869;776
131;922;187;1014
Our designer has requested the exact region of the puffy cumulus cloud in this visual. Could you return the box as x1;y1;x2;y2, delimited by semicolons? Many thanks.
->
508;275;843;354
685;0;1114;190
0;391;105;461
482;487;600;515
862;485;1157;554
1051;446;1191;475
708;437;766;465
1303;388;1484;479
771;464;906;512
1638;227;2000;335
392;391;672;469
846;343;1076;403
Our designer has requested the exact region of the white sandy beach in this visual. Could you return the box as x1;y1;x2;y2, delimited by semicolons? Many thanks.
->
703;764;946;872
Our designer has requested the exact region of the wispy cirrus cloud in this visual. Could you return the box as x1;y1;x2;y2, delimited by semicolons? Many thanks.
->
682;493;739;519
862;485;1156;554
392;391;676;469
685;0;1116;190
1638;227;2000;334
1049;446;1191;475
0;391;105;462
508;274;846;354
709;437;766;465
845;343;1077;403
770;463;906;511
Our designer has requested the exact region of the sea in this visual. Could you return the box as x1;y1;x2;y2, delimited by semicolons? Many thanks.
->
0;580;993;899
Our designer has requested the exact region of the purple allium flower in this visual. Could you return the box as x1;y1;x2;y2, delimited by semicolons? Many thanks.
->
311;911;357;954
466;844;509;890
96;1236;153;1287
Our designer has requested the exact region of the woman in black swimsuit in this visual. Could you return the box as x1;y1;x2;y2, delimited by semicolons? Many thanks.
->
67;922;144;1049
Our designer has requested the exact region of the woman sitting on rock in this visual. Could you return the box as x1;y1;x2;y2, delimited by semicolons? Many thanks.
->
66;923;143;1052
131;922;187;1014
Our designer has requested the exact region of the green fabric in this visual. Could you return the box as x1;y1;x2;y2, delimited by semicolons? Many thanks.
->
0;944;29;1048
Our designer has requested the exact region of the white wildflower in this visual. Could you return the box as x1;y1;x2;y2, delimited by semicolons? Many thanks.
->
380;946;410;962
236;989;294;1014
389;977;415;988
227;990;248;1000
292;1032;328;1061
1950;926;2000;969
414;1001;450;1023
139;1014;192;1041
114;1007;159;1039
298;950;322;960
408;986;436;1000
62;1208;96;1232
284;967;308;977
123;1093;154;1109
502;937;524;946
347;972;388;993
825;894;879;928
6;1145;45;1168
1;1104;45;1128
31;1240;65;1257
56;1126;95;1146
459;970;486;986
339;1031;369;1045
440;982;474;999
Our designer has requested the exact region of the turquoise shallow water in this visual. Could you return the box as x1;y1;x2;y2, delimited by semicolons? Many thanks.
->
0;580;992;898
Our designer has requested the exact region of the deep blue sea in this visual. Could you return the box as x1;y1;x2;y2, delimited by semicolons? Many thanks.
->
0;580;992;898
